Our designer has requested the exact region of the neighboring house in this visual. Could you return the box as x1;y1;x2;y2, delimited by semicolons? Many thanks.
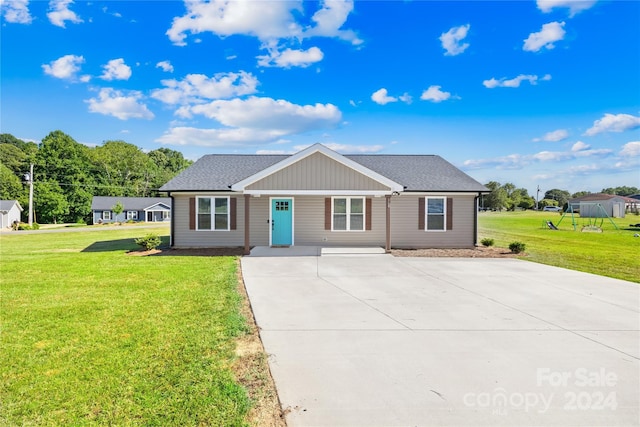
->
567;193;629;218
91;197;171;224
160;144;488;253
0;200;23;228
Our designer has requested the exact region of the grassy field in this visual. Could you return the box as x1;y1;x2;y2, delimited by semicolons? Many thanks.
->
479;210;640;283
0;228;252;426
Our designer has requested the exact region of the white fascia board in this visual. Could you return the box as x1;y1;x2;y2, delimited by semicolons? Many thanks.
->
244;190;394;196
143;203;171;211
231;143;404;192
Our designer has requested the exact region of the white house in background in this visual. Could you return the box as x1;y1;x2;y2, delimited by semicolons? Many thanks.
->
0;200;23;228
91;197;171;224
567;193;630;218
160;143;489;254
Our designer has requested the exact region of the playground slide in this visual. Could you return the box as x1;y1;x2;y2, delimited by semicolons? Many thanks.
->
546;221;558;230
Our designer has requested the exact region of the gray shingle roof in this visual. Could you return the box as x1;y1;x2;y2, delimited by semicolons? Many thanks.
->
91;197;171;210
0;200;22;212
160;153;487;193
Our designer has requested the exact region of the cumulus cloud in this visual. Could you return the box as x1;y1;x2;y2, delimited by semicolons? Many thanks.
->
537;0;596;17
100;58;132;81
483;74;551;88
523;21;565;52
399;93;412;104
305;0;362;45
420;85;455;103
439;24;470;56
463;143;612;170
257;46;324;68
86;88;154;120
371;88;397;105
2;0;32;24
42;54;85;80
47;0;82;28
584;113;640;136
620;141;640;157
167;0;302;46
157;97;341;147
151;71;259;105
533;128;569;142
156;60;174;73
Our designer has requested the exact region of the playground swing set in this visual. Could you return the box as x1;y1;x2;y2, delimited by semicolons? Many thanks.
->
544;202;619;232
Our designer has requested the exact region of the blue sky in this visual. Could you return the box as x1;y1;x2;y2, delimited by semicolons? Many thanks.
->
2;0;639;195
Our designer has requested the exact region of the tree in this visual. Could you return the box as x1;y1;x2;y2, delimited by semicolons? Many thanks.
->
0;143;28;175
92;140;157;197
601;186;639;196
572;191;591;198
35;181;69;224
0;164;24;201
483;181;508;210
112;201;124;223
543;189;571;207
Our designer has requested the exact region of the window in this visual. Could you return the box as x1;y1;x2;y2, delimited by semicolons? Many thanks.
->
197;197;229;230
127;210;138;220
426;197;446;231
102;211;111;220
162;211;170;219
332;197;365;231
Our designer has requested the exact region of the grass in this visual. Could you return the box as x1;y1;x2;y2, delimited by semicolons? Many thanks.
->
0;229;252;426
479;210;640;283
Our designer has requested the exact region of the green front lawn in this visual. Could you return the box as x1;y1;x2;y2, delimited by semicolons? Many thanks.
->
479;210;640;283
1;229;250;426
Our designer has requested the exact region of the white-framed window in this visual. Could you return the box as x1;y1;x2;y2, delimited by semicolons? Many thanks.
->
332;197;365;231
197;197;229;230
127;210;138;220
102;211;111;220
425;197;446;231
162;211;170;219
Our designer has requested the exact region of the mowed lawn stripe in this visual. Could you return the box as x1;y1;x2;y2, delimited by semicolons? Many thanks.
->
1;229;250;426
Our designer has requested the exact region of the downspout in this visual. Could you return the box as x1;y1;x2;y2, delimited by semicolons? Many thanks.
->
169;193;175;248
474;194;479;247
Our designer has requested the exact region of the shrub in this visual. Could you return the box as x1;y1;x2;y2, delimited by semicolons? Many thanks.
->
135;234;162;251
509;241;526;254
480;238;495;247
16;222;39;230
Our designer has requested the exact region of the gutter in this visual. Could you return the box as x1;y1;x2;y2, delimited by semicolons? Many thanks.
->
169;193;175;248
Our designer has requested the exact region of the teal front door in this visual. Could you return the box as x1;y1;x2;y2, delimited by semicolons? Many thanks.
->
271;198;293;246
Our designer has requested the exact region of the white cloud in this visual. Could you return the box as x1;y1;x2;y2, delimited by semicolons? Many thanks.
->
371;88;397;105
47;0;82;28
483;74;551;88
304;0;362;45
42;54;84;80
166;0;303;46
620;141;640;157
463;154;527;170
420;85;455;103
523;21;565;52
399;93;412;104
533;129;569;142
100;58;132;81
157;97;341;147
584;113;640;136
2;0;32;23
257;46;324;68
537;0;596;17
439;24;470;56
86;88;154;120
151;71;259;105
571;141;590;152
156;60;174;73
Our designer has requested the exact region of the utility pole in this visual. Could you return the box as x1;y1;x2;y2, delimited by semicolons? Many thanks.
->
25;164;34;226
536;185;540;211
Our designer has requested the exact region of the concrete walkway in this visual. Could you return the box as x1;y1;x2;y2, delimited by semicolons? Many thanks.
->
241;253;639;426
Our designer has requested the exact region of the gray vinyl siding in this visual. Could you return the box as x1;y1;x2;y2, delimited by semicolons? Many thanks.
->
294;196;386;246
171;193;477;249
246;152;390;191
390;195;477;248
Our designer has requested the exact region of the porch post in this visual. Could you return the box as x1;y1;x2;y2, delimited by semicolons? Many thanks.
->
244;194;251;255
385;195;391;253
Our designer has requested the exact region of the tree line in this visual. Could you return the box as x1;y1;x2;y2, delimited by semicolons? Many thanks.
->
0;131;192;224
482;181;639;211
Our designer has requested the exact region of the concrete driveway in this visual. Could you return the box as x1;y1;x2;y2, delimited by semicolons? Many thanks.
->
241;251;639;426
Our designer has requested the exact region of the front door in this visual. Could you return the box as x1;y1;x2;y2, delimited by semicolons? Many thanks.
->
271;198;293;246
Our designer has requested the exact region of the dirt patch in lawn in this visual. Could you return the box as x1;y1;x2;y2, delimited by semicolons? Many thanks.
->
391;246;520;258
127;247;246;257
233;260;287;427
